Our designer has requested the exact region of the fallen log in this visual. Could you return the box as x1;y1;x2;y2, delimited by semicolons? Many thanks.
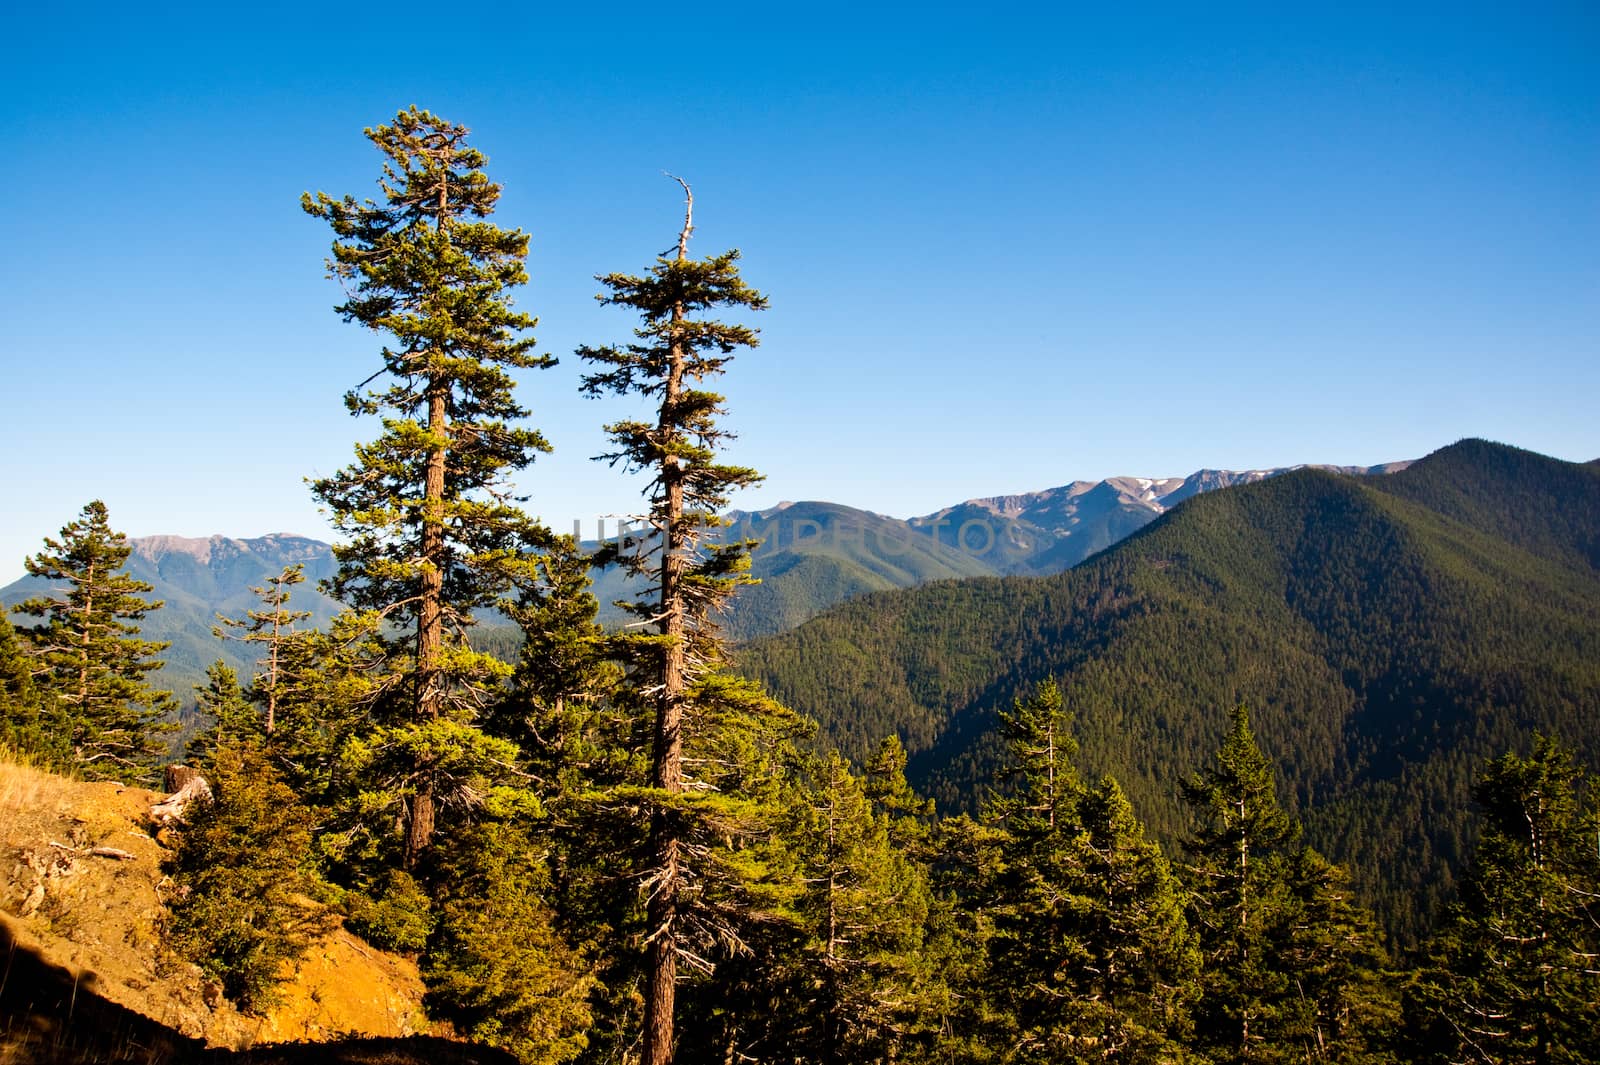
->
46;841;136;861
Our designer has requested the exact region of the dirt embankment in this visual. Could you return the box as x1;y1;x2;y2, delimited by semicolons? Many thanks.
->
0;756;480;1061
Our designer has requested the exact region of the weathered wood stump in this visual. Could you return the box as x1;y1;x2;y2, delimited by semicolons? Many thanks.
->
164;764;204;793
151;774;213;826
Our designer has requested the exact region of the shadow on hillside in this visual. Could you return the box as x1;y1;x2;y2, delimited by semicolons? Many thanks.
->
0;924;514;1065
0;920;204;1063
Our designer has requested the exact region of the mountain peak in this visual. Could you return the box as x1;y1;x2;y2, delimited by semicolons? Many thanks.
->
128;533;330;568
130;534;227;565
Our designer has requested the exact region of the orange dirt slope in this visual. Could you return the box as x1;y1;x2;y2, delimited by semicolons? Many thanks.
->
0;753;434;1053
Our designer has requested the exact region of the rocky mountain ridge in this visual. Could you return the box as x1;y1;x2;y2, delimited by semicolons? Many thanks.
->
912;461;1411;576
128;533;331;568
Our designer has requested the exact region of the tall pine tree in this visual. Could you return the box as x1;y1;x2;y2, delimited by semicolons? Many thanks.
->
1061;777;1200;1063
986;681;1198;1063
1181;706;1391;1065
578;178;768;1065
989;679;1081;841
12;501;175;782
213;564;312;736
791;750;937;1064
1406;737;1600;1065
1180;706;1301;1063
303;107;552;867
1276;848;1396;1065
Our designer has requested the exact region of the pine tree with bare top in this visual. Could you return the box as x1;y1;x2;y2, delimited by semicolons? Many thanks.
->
578;178;769;1065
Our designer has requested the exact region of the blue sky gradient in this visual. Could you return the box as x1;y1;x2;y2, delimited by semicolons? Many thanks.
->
3;3;1595;580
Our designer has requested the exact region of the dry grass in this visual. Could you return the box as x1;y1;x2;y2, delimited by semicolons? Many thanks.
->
0;746;73;837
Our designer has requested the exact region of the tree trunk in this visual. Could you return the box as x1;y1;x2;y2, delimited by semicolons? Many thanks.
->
642;193;694;1065
643;838;679;1065
402;163;455;871
265;578;281;735
642;423;685;1064
406;375;448;869
406;776;437;865
77;559;95;710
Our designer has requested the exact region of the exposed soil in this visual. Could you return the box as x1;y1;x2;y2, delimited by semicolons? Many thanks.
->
0;756;495;1063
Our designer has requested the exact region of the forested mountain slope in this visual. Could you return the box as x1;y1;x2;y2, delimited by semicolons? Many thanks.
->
1367;436;1600;571
588;500;998;639
737;440;1600;944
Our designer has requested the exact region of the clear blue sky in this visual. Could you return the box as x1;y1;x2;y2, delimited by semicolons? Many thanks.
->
3;3;1596;581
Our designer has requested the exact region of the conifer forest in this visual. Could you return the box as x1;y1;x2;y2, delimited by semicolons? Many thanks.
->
3;108;1597;1065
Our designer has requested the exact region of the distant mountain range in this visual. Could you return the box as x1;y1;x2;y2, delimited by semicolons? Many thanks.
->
737;439;1600;944
906;461;1410;578
1;459;1409;699
678;461;1410;638
0;534;344;703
